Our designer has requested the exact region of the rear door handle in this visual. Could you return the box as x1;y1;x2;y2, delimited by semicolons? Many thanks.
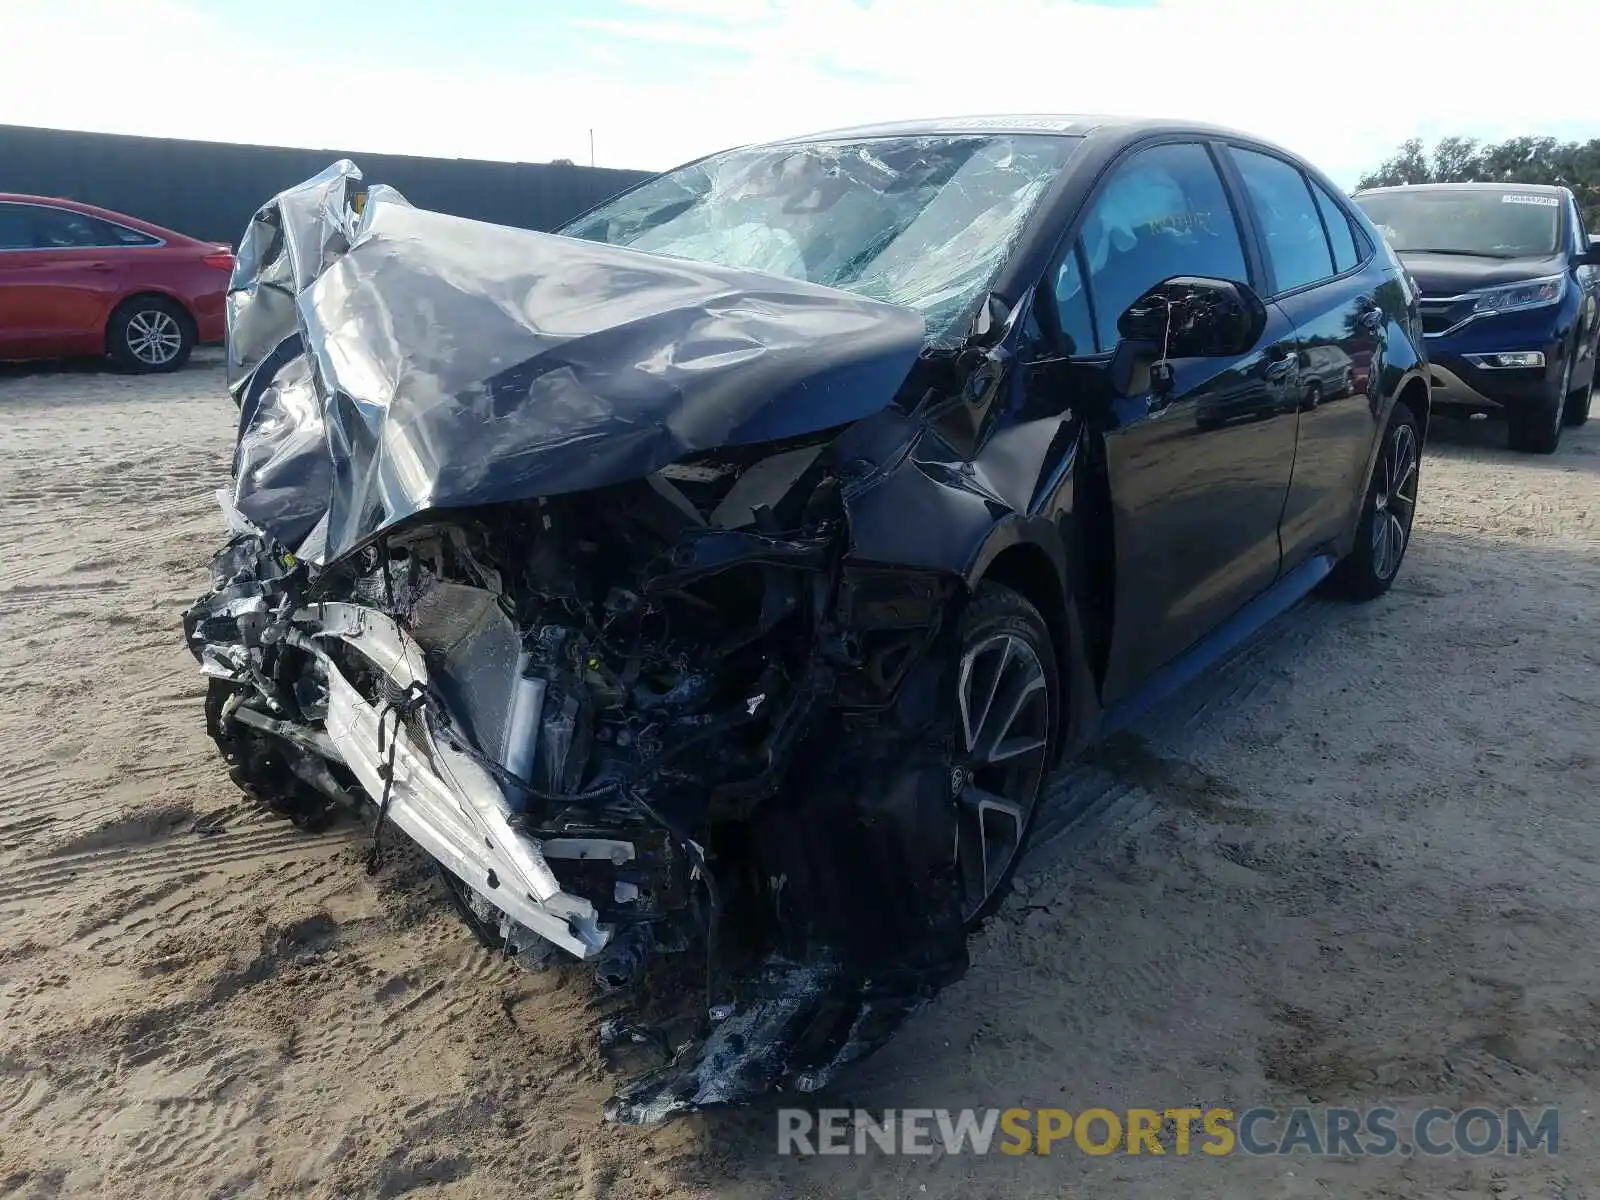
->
84;262;114;272
1357;304;1384;332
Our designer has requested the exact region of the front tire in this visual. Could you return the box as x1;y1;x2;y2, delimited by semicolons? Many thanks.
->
952;583;1058;926
1567;380;1594;427
1564;346;1594;428
1509;350;1572;453
108;296;194;373
1330;400;1420;602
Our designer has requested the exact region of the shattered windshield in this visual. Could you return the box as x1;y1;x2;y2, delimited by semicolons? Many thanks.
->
1354;189;1562;259
559;133;1083;346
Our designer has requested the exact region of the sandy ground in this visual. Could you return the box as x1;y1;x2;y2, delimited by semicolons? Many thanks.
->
1;349;1598;1199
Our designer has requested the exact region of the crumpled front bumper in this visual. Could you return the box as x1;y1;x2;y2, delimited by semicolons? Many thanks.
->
214;599;613;961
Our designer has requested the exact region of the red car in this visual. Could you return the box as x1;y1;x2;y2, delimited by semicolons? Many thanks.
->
0;195;234;372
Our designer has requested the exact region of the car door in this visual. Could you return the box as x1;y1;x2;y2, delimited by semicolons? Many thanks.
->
1568;193;1600;386
0;202;43;357
1036;140;1302;703
0;202;128;358
1226;147;1382;567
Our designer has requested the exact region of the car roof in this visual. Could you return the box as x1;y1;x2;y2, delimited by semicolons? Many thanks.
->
0;193;198;243
769;112;1270;146
1354;181;1568;198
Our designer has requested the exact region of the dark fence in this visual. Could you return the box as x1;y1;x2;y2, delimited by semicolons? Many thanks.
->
0;124;655;246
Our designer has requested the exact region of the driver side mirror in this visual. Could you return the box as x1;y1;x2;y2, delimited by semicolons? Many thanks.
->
1581;236;1600;267
1116;276;1269;359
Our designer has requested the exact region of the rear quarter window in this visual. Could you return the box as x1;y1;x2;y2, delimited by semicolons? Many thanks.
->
1310;181;1359;273
104;222;161;247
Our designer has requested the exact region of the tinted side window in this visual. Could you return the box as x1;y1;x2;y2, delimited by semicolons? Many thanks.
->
1233;148;1334;293
1311;181;1359;273
0;204;34;250
1051;243;1097;354
1077;142;1249;350
27;206;112;249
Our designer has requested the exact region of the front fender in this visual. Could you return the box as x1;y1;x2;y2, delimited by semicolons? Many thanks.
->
836;411;997;574
838;411;1072;576
835;408;1098;753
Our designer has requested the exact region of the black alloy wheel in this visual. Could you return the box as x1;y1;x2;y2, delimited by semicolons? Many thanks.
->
951;583;1058;924
1329;400;1420;601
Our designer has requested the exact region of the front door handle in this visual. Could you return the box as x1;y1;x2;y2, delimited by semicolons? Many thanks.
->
1265;357;1296;382
84;262;114;273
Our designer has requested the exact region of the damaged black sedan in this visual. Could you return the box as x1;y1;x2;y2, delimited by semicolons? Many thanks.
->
185;115;1428;1124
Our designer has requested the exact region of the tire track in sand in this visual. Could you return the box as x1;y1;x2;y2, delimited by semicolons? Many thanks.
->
0;818;348;911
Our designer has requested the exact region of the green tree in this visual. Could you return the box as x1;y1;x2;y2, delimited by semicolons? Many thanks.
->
1360;137;1431;186
1358;135;1600;229
1428;136;1482;182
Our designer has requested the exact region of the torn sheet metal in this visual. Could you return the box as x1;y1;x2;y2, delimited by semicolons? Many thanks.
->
300;608;606;957
188;147;1084;1128
223;160;925;561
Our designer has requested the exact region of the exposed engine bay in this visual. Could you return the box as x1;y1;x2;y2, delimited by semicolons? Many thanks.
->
189;450;970;1121
180;159;1043;1122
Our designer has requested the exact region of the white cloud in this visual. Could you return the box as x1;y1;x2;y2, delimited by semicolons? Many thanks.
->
623;0;779;22
569;17;756;48
2;0;1597;186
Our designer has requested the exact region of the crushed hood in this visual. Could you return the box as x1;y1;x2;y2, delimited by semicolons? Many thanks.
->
225;160;927;561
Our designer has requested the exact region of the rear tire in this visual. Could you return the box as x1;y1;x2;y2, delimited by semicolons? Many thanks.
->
108;296;194;373
1329;399;1420;602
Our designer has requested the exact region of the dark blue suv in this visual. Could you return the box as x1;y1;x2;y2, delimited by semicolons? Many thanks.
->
1354;183;1600;453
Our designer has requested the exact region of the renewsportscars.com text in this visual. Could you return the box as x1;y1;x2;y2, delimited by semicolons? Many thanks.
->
777;1106;1560;1157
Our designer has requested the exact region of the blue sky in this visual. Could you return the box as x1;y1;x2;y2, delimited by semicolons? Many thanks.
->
3;0;1597;187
